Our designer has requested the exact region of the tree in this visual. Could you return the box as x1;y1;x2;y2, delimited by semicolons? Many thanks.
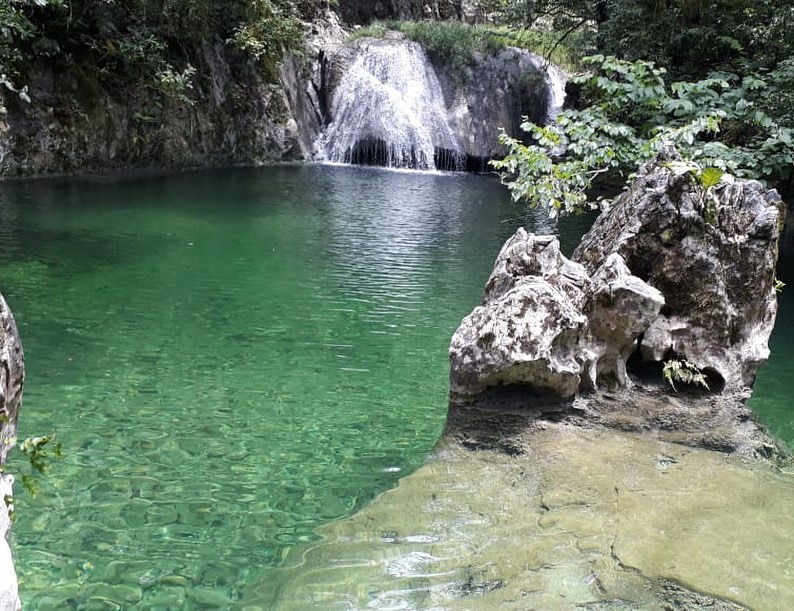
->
596;0;794;79
492;55;794;216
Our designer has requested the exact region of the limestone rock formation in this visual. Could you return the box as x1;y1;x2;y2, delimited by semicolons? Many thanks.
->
450;149;786;407
317;38;562;170
449;232;588;399
581;252;665;389
436;47;565;164
574;148;785;392
0;294;24;611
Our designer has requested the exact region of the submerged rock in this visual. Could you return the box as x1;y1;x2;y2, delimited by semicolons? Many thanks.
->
449;148;786;448
0;294;24;611
242;424;794;610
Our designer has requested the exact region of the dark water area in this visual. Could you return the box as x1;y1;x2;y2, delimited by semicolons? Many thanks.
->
749;217;794;444
0;165;790;608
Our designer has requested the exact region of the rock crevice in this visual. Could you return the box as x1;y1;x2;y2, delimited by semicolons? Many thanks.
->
449;148;786;456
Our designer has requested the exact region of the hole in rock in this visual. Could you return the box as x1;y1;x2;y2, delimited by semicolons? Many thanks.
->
433;147;465;172
462;155;492;173
625;345;664;384
700;367;726;393
625;346;726;393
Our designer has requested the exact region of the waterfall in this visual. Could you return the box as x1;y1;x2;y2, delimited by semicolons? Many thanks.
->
316;37;568;172
319;39;465;171
543;60;567;122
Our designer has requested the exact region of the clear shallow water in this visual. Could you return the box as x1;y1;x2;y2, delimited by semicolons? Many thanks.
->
0;165;587;608
0;164;790;609
250;428;794;610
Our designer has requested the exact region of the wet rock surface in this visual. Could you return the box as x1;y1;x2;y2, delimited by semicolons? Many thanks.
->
445;384;787;461
0;294;24;611
243;426;794;610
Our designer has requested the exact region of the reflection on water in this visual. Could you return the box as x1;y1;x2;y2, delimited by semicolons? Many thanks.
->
0;165;587;608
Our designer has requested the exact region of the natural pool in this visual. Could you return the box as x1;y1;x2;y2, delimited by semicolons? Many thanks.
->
0;165;791;608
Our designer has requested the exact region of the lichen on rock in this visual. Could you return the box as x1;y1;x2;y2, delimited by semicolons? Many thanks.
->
0;293;24;611
449;147;787;455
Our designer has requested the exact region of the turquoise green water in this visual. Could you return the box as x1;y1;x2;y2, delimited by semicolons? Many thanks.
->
0;165;585;608
750;237;794;445
0;165;790;609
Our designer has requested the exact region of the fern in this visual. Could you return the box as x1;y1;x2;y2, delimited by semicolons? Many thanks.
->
662;358;710;391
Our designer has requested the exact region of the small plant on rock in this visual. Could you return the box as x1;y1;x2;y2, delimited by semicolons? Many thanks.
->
17;435;62;497
662;358;710;392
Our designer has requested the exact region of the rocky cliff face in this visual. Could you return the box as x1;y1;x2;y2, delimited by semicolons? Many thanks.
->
317;36;560;170
0;40;301;177
0;294;24;611
449;148;787;456
435;47;560;165
0;10;348;179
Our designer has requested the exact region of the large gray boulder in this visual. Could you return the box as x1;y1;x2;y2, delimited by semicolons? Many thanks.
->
450;232;588;399
0;294;23;611
574;148;784;392
450;149;786;405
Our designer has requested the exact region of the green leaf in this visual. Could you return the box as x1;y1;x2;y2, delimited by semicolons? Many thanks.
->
699;167;724;190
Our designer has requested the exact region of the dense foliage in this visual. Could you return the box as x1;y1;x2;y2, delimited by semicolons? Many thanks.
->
0;0;326;112
489;0;794;214
493;55;794;216
596;0;794;78
466;1;793;77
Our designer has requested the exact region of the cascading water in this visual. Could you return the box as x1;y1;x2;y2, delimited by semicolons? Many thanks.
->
319;39;465;171
529;55;568;156
317;37;568;172
540;59;567;122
